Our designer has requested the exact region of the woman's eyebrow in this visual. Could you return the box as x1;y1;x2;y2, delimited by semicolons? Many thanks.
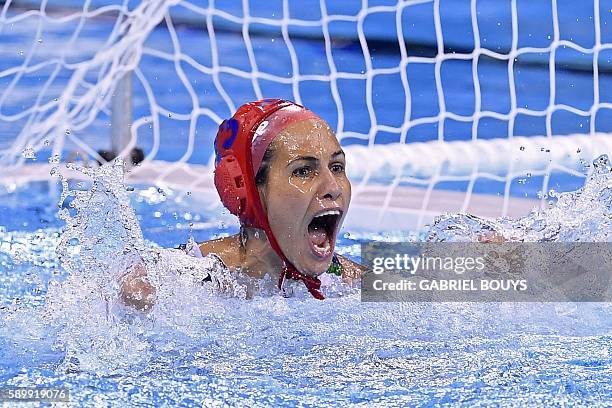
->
287;150;344;166
287;156;318;166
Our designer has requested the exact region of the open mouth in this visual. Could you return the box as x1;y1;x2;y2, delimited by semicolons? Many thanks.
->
307;209;343;259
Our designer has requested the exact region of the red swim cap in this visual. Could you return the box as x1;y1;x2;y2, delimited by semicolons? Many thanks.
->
213;99;325;299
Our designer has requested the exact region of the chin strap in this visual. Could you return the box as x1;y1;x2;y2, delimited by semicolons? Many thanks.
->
244;152;326;300
252;207;326;300
256;225;325;300
279;264;325;300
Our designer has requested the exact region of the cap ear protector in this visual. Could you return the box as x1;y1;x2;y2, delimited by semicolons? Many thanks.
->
214;154;246;216
213;118;245;216
213;99;295;227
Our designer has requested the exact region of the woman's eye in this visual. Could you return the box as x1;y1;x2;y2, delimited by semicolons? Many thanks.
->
331;163;345;173
292;167;312;177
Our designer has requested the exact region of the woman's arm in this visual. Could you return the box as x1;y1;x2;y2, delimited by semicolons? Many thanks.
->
119;239;207;311
118;263;156;311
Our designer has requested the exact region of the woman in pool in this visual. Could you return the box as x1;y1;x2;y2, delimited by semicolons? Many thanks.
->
121;99;365;309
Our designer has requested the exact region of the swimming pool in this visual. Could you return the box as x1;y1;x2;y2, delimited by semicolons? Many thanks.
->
1;157;611;405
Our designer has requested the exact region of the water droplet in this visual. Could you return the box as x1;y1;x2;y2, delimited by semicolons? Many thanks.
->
576;148;581;153
65;128;71;135
48;154;60;164
21;147;36;159
18;50;24;56
168;113;172;118
68;237;80;246
37;38;43;43
593;154;611;171
519;146;525;151
44;139;50;146
126;186;134;192
186;191;192;196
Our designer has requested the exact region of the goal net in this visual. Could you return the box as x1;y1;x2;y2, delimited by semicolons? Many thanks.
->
1;0;610;230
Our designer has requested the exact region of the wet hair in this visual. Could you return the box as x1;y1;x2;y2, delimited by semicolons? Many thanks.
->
254;144;275;187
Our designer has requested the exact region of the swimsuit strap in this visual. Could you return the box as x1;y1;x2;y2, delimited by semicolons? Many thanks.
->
279;253;343;299
280;264;324;300
327;253;343;276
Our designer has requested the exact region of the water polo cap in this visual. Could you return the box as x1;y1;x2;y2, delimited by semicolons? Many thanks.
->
213;98;325;299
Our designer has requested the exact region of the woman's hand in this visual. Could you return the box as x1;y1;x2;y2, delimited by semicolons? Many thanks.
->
478;231;507;243
337;254;367;284
118;263;156;311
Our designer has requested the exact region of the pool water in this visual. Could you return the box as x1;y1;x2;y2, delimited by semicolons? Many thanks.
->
1;158;611;405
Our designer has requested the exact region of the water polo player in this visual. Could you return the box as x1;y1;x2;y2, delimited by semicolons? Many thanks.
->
120;99;365;309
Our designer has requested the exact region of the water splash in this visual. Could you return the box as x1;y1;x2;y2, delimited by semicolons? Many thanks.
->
426;154;612;242
1;160;243;374
53;160;147;297
2;159;357;374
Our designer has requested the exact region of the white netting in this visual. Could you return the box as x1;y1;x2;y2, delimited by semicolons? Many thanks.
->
0;0;610;230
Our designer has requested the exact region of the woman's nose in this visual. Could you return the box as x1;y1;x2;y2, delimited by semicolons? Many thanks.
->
319;168;342;201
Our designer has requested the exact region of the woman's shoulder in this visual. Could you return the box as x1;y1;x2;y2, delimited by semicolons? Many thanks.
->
198;236;241;269
198;236;231;256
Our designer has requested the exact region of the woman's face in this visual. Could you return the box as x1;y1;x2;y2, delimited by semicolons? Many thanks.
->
259;119;351;277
